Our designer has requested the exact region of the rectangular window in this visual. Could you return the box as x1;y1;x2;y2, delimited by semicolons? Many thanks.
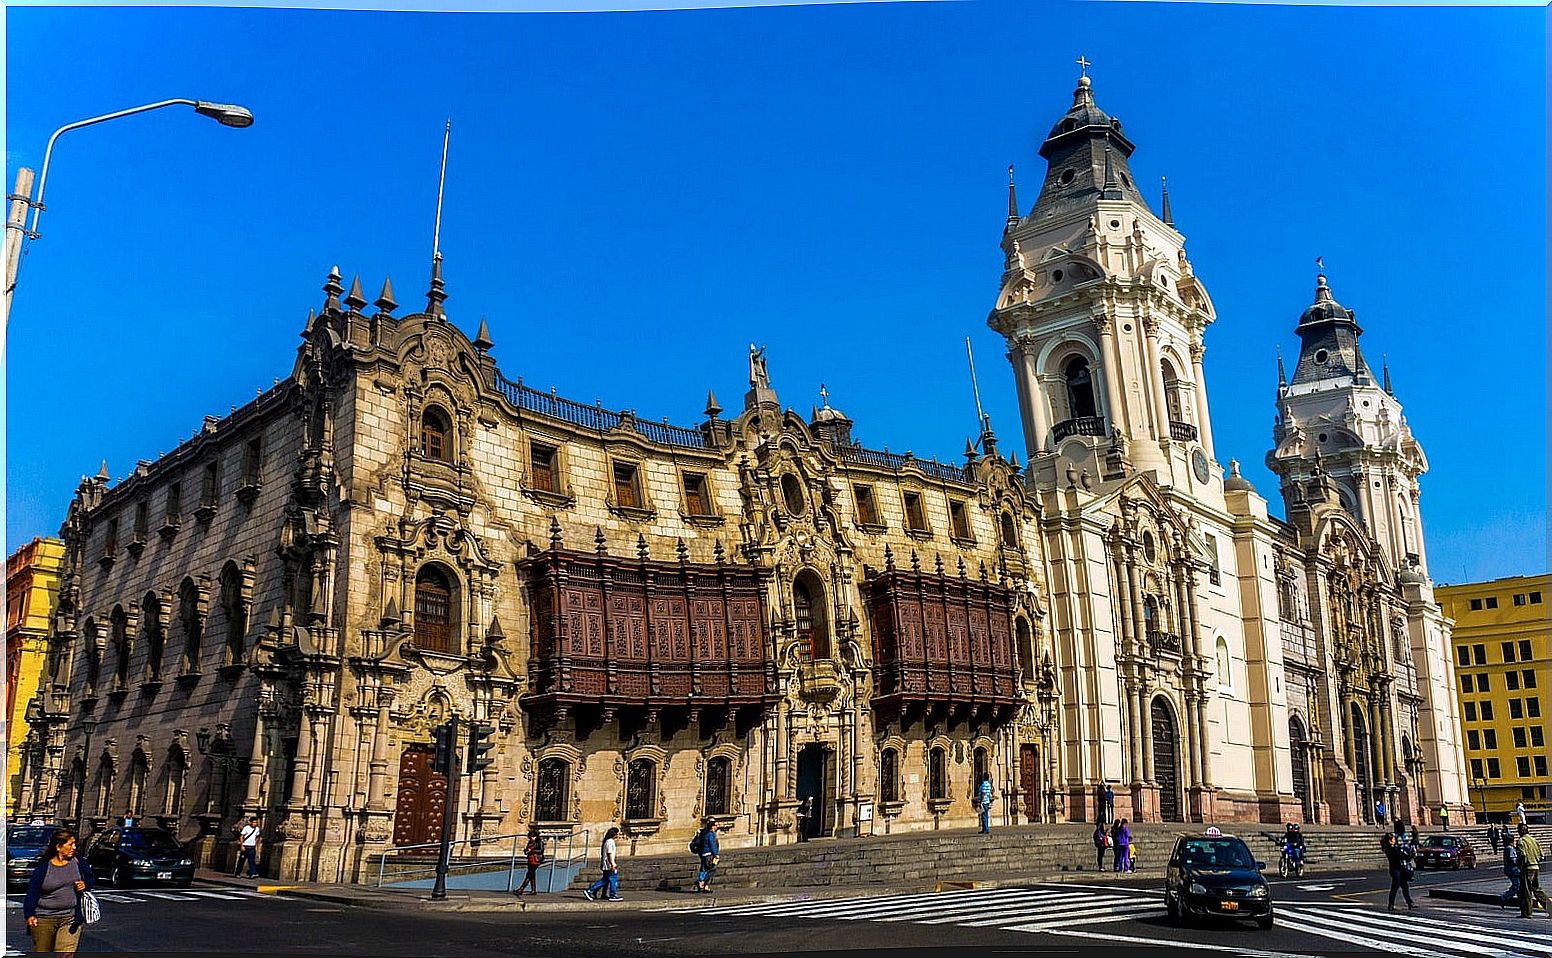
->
1515;593;1527;606
1508;671;1521;691
133;502;148;540
1517;757;1531;778
1459;674;1473;694
1479;673;1490;693
853;485;879;526
104;518;119;556
1484;728;1497;750
1528;697;1541;718
243;436;262;483
1536;756;1549;778
1532;726;1545;747
1470;758;1484;779
902;491;927;532
1513;727;1527;749
1510;698;1523;719
612;462;639;509
1487;757;1501;778
682;472;709;516
1204;533;1221;585
1486;596;1499;609
1469;598;1483;611
949;499;971;540
165;482;181;521
1457;646;1471;666
530;442;556;493
1481;701;1494;721
1467;729;1480;750
1519;639;1533;661
202;461;220;504
1531;592;1543;604
1503;641;1517;663
1524;669;1538;689
1464;702;1477;722
1474;644;1487;666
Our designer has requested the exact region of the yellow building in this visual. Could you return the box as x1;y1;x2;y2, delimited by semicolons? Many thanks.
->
1437;574;1550;822
7;537;64;817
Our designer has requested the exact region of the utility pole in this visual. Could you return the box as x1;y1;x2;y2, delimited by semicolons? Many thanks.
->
430;718;460;901
4;167;35;336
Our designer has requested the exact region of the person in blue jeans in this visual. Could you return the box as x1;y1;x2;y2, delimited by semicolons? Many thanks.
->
977;774;994;833
695;819;721;892
584;826;621;902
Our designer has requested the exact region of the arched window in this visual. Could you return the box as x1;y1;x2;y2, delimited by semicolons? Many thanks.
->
928;746;948;801
781;473;806;516
1000;512;1018;548
220;564;246;667
626;758;657;821
128;748;149;815
110;606;131;689
535;757;570;822
164;747;188;817
178;578;202;674
972;746;989;794
1215;637;1233;694
1015;618;1035;684
879;748;900;804
793;573;830;660
1162;358;1188;426
1397;498;1414;557
142;592;164;683
95;753;115;817
420;406;452;462
82;619;101;693
1143;596;1159;648
704;757;731;817
414;565;456;654
1063;356;1098;420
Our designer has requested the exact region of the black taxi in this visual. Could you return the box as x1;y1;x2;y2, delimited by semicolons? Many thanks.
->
1164;828;1274;929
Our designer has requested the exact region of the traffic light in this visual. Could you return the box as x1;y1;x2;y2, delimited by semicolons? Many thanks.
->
431;721;455;776
466;722;496;774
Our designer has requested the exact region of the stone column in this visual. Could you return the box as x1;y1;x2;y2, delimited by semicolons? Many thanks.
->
1124;560;1146;785
365;703;390;810
1189;341;1215;458
1017;341;1051;455
1097;317;1127;437
1141;317;1169;441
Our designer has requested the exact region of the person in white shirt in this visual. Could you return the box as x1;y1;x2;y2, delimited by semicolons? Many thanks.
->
1516;802;1529;825
233;816;261;879
583;827;622;901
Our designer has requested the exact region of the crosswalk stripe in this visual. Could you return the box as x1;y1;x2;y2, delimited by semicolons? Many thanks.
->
135;891;195;900
706;885;1016;917
988;901;1166;932
881;891;1099;922
1295;906;1552;954
931;894;1147;927
1281;907;1536;958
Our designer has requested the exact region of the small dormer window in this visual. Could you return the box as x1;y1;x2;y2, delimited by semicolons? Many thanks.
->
1314;350;1329;364
1052;269;1064;283
1058;168;1076;186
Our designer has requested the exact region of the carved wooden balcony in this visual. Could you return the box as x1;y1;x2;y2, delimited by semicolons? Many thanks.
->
518;545;777;719
1051;416;1107;442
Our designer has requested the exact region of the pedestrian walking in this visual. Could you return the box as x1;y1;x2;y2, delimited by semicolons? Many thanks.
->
232;816;261;879
1490;825;1501;855
977;774;994;834
1500;830;1523;908
795;797;812;842
1382;822;1416;911
23;827;96;957
1515;823;1550;918
693;819;721;893
1438;805;1449;831
1375;798;1386;824
1094;783;1107;824
1104;784;1115;824
516;825;543;896
1118;819;1133;873
1515;802;1529;826
1092;820;1108;870
1408;824;1420;852
583;826;622;902
1110;820;1123;871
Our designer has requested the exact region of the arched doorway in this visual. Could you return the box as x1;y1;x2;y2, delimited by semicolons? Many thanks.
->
795;744;830;839
1019;744;1040;822
1151;697;1182;822
1289;716;1310;821
1350;703;1372;824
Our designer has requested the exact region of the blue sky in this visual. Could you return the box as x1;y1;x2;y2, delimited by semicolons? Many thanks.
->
4;0;1544;584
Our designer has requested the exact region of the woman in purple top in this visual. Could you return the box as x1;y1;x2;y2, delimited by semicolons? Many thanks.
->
1116;819;1133;873
23;828;97;956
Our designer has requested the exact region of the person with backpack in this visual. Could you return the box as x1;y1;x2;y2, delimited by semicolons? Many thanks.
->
692;818;721;893
23;827;97;957
977;774;994;834
583;826;622;902
516;825;543;896
1092;820;1108;870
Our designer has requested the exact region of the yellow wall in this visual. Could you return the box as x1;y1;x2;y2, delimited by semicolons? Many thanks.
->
6;537;64;816
1437;574;1550;820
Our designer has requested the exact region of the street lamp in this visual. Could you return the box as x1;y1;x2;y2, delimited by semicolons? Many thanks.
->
1472;775;1488;825
74;716;98;838
4;97;255;329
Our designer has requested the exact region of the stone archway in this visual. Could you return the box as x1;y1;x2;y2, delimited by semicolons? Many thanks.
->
1151;697;1182;823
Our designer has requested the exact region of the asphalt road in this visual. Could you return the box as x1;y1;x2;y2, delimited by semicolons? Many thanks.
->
6;867;1548;956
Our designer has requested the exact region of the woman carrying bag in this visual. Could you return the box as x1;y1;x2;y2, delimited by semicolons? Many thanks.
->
23;828;97;956
516;825;544;896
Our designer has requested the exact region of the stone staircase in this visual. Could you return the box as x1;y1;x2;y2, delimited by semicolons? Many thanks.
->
575;821;1451;893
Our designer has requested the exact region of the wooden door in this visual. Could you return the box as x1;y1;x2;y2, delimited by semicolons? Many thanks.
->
393;744;448;848
1151;699;1182;823
1019;744;1039;822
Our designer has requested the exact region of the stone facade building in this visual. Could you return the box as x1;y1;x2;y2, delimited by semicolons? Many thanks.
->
19;73;1467;880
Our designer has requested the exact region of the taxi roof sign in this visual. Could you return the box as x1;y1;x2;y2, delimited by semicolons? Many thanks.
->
1204;826;1222;836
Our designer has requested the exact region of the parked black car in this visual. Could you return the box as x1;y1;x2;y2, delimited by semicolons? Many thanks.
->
6;824;57;889
1165;830;1274;929
84;827;195;887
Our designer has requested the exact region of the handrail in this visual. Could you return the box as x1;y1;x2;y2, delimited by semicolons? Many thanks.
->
372;827;593;892
374;830;527;888
494;374;707;450
839;445;969;484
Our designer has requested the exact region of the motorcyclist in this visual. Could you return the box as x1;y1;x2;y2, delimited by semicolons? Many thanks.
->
1284;823;1306;872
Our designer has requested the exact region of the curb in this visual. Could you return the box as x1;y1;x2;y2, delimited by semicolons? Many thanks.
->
1426;887;1508;906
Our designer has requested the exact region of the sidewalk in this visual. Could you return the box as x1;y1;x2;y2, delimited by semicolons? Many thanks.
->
194;864;1164;914
1425;874;1521;908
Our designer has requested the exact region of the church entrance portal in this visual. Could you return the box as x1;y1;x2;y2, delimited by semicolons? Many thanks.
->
796;744;830;839
392;743;448;848
1151;698;1182;822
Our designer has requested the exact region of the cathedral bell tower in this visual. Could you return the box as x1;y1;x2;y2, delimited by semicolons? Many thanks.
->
1266;269;1432;578
989;71;1221;499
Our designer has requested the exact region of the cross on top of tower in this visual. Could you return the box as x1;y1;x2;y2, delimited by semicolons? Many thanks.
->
1076;55;1091;77
819;383;830;409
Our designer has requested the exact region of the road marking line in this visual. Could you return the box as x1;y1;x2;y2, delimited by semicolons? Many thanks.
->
884;891;1102;922
1047;928;1324;958
955;898;1159;929
1281;907;1536;958
136;891;195;900
911;892;1121;924
822;888;1069;919
1297;905;1552;952
995;903;1168;932
699;886;996;916
714;886;1045;919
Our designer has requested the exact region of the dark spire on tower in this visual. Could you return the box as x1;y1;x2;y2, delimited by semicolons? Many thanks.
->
425;255;447;318
1100;148;1123;200
1277;346;1287;387
1005;164;1019;232
1383;354;1393;395
375;277;398;315
704;390;722;419
322;266;344;313
473;316;493;353
1160;176;1174;226
343;275;367;311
